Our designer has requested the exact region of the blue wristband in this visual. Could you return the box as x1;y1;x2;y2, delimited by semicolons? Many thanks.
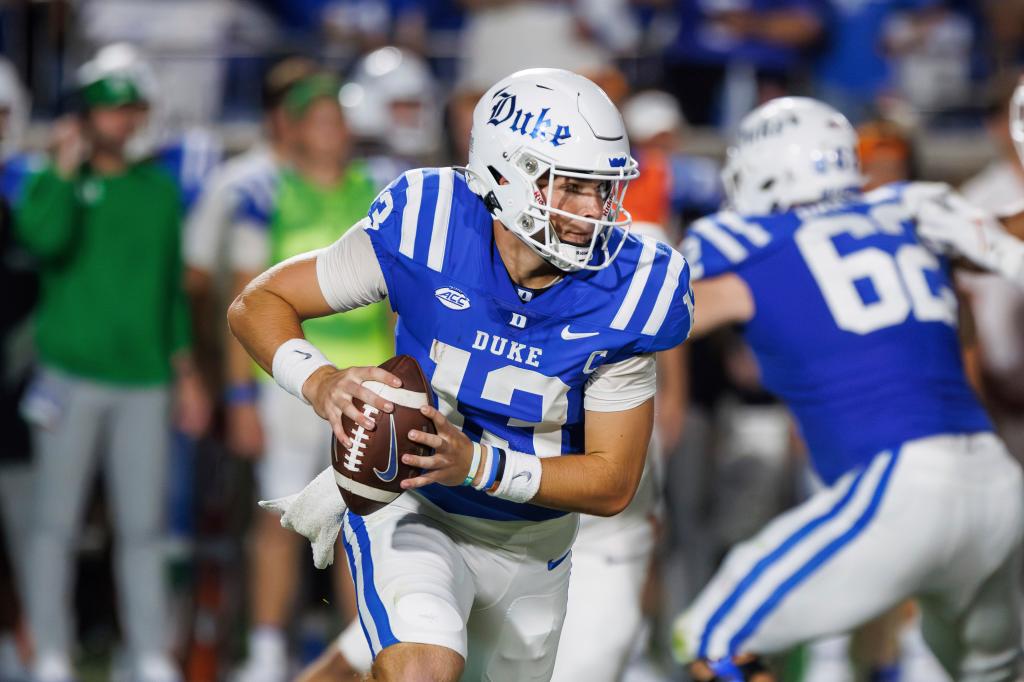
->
224;382;260;405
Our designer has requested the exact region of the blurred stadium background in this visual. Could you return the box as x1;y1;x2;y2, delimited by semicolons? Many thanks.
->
1;1;1023;681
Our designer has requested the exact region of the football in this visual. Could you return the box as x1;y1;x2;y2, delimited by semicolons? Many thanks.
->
332;355;436;516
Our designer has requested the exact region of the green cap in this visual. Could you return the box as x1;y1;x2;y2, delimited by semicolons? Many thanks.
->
283;73;341;118
81;73;148;108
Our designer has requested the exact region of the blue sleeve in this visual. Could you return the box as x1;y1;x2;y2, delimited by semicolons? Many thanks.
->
233;170;279;229
642;252;694;353
680;211;777;280
0;154;44;205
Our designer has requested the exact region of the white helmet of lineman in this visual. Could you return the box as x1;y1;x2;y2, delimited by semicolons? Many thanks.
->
723;97;862;215
1011;79;1024;168
466;68;639;272
340;46;440;159
0;57;29;160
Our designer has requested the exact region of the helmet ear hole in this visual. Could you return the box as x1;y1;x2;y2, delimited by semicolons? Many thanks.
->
487;165;504;184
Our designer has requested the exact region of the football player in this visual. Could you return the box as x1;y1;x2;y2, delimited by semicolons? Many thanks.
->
228;68;693;681
672;97;1024;682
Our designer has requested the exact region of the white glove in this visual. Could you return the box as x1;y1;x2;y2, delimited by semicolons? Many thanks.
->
910;183;1024;285
259;466;346;569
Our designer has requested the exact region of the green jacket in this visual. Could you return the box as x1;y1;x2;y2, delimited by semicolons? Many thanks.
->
16;162;190;385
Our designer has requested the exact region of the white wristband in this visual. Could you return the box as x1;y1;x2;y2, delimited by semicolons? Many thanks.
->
271;339;334;404
463;442;483;487
490;449;542;504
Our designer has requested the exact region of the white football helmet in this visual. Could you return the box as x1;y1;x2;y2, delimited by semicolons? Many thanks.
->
0;57;28;160
1011;79;1024;168
340;46;440;159
466;68;639;272
723;97;862;215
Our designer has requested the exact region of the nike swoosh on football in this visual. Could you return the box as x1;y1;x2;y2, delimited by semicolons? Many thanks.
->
374;413;399;483
560;325;599;341
547;550;571;571
293;349;313;360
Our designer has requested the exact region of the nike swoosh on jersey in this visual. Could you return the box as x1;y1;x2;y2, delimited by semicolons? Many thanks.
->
560;325;599;341
547;549;571;571
373;413;399;482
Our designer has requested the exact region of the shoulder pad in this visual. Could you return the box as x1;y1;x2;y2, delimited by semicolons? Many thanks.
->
682;210;774;280
364;167;482;272
602;233;694;350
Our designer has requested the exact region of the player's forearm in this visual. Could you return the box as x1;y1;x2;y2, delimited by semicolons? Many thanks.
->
225;272;264;386
532;401;654;516
227;279;306;376
533;452;643;517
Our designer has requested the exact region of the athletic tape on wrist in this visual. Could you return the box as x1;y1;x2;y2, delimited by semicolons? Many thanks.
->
271;339;334;404
488;449;541;503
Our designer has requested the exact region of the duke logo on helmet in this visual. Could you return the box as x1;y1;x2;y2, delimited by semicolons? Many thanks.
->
486;88;572;147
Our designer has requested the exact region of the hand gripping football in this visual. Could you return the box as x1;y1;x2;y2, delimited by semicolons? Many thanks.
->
332;355;436;516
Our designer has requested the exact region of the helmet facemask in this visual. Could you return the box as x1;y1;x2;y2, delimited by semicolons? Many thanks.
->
472;147;638;272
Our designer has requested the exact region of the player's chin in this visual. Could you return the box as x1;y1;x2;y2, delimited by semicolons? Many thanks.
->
557;230;593;247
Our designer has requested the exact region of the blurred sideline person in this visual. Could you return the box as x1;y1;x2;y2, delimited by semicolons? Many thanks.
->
14;51;209;682
340;46;444;175
81;43;224;214
184;56;318;378
672;97;1024;682
0;56;39;680
621;89;724;234
229;73;391;682
857;118;917;192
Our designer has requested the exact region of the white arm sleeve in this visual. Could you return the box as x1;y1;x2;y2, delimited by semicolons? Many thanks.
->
315;221;389;312
584;353;656;413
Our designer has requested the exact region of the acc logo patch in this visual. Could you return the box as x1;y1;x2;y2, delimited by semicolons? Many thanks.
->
434;286;471;311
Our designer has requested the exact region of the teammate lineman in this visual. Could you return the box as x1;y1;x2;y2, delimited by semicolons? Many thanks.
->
672;96;1024;682
228;68;693;681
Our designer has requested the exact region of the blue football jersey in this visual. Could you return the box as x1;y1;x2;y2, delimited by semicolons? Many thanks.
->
364;168;694;521
683;183;992;485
